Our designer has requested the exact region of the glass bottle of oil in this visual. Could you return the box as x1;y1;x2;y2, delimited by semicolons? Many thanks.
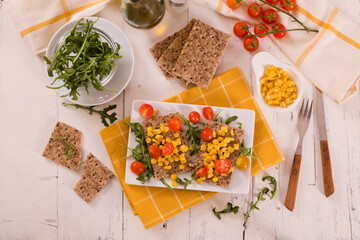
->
121;0;165;29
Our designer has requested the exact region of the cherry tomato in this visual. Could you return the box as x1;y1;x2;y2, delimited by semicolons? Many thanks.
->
262;9;278;24
148;145;161;159
131;161;144;175
196;165;209;178
265;0;279;4
189;111;201;124
139;104;153;118
215;159;232;174
226;0;242;10
254;24;270;38
236;156;250;170
168;117;182;131
243;37;259;52
233;22;249;38
281;0;296;11
248;3;263;18
162;142;174;155
202;107;214;120
201;128;214;142
273;24;287;38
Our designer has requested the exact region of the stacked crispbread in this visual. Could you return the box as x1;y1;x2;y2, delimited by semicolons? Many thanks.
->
150;19;231;89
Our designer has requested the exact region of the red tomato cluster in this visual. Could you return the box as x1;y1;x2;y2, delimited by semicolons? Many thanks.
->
233;0;296;52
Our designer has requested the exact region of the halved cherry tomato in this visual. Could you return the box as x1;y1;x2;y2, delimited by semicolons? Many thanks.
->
148;145;161;159
168;117;182;131
262;9;278;24
202;107;214;120
248;3;262;18
233;21;249;38
236;156;250;170
226;0;242;10
131;161;144;175
243;37;259;52
196;165;209;178
162;142;174;155
265;0;278;4
215;159;232;174
139;104;153;118
281;0;296;11
201;128;213;142
189;111;200;124
254;24;269;38
273;24;287;38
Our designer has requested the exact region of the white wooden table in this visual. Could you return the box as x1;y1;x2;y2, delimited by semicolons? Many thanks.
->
1;1;360;239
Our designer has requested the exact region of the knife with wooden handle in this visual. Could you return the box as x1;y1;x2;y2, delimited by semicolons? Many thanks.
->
315;89;335;197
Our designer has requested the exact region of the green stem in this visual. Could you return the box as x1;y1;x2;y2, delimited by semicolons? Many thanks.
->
246;28;318;38
160;179;173;191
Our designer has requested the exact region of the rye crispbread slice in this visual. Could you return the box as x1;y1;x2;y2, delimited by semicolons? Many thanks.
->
193;121;244;188
74;153;114;203
42;122;82;171
142;113;192;179
172;20;231;89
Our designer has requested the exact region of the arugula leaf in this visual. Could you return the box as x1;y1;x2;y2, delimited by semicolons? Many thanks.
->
160;179;173;191
239;142;256;159
262;176;277;199
50;137;75;157
45;18;122;101
62;102;117;127
176;173;196;189
212;202;239;220
225;116;238;125
213;109;223;122
179;114;202;156
238;122;243;129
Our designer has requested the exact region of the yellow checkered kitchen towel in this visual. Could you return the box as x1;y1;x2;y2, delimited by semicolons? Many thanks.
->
195;0;360;104
99;67;284;229
5;0;111;54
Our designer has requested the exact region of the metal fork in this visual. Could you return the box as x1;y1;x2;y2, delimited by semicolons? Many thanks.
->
285;99;313;211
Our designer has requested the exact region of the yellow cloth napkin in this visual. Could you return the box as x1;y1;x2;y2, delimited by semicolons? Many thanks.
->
5;0;110;54
195;0;360;104
99;67;284;229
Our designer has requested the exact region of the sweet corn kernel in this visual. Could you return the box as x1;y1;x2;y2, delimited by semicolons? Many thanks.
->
228;146;234;153
212;139;219;145
230;130;234;136
171;181;178;187
159;145;164;150
152;139;159;145
160;125;165;132
211;155;217;160
155;135;163;141
233;144;240;150
164;127;169;132
224;151;230;158
208;166;214;172
158;162;163;167
179;145;188;152
217;130;225;136
196;179;203;184
221;173;227;176
207;173;214;178
189;163;194;167
152;108;158;116
200;144;207;152
179;164;185;169
164;165;172;170
166;138;172;143
200;176;206;181
203;152;210;158
151;159;157;164
221;126;228;133
212;131;216;138
204;156;212;163
147;132;154;137
164;160;169;165
147;127;153;132
146;138;151;143
212;176;219;183
168;158;174;163
153;129;161;135
173;132;179;138
209;149;217;156
171;174;177;180
162;139;165;145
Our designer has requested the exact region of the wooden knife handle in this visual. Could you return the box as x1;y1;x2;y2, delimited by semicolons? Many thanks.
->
320;140;335;197
285;154;302;211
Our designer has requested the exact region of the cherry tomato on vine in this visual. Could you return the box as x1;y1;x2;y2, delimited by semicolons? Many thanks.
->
139;104;153;118
148;145;161;159
215;159;232;174
236;156;250;170
189;111;200;123
265;0;279;4
273;24;287;38
254;24;270;38
248;3;263;18
262;9;278;24
196;165;209;178
162;142;174;155
233;21;249;38
202;107;214;120
243;37;259;52
131;161;145;175
226;0;242;10
201;128;213;142
168;117;182;131
281;0;296;11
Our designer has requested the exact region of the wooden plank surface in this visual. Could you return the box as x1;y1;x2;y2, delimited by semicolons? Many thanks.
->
0;0;359;239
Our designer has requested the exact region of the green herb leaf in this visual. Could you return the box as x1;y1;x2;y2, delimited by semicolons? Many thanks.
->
225;116;238;125
212;202;239;220
176;173;196;190
62;102;117;127
238;122;243;129
239;142;254;158
160;178;173;191
213;109;223;122
179;114;202;156
50;137;75;157
262;176;277;199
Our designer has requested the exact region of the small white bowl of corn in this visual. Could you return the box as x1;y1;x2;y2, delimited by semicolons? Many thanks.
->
252;51;303;112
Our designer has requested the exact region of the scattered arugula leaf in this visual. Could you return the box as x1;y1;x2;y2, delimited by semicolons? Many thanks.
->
239;142;256;159
179;114;202;156
45;18;122;101
262;175;277;199
238;122;243;129
62;102;117;127
176;173;196;190
160;178;173;191
50;137;75;157
225;116;238;125
213;109;223;122
212;202;239;220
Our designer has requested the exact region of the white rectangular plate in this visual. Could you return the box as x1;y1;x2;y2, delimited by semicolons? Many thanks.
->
125;100;255;194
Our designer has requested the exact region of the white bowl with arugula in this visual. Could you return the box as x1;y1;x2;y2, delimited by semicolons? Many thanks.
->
45;17;134;106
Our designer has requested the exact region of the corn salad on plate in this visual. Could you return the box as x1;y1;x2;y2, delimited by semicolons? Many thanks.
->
124;100;255;194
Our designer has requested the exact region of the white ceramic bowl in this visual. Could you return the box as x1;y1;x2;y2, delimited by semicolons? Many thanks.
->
45;17;134;106
252;52;303;112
